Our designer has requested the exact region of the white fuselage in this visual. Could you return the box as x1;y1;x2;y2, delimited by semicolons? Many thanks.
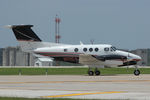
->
33;44;141;67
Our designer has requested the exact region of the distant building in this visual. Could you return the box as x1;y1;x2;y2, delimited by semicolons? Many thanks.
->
2;46;35;66
0;46;54;66
131;49;150;66
34;58;53;66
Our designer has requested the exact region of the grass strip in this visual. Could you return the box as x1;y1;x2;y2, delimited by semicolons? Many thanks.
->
0;68;149;75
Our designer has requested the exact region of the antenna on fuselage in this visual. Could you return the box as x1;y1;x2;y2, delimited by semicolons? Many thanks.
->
90;39;94;45
80;41;84;45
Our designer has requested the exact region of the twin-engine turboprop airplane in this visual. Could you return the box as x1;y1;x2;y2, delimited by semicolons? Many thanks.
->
7;25;141;76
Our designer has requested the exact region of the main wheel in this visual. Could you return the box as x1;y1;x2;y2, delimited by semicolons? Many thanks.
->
95;70;100;76
134;69;140;76
88;71;94;76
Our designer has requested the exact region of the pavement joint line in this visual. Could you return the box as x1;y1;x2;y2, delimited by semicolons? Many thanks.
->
42;91;126;98
0;80;150;84
0;88;102;92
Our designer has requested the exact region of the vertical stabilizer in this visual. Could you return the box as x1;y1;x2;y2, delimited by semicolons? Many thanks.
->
9;25;42;42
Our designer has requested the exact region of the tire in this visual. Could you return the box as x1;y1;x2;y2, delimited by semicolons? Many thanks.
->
88;71;94;76
95;70;100;76
134;69;140;76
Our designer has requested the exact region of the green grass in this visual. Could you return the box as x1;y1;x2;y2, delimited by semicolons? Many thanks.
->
0;67;149;75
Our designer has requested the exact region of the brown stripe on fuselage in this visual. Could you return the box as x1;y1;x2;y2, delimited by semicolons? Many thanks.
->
35;52;81;57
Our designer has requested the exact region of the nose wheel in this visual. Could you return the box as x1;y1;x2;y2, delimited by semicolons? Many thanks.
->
134;69;140;76
134;65;140;76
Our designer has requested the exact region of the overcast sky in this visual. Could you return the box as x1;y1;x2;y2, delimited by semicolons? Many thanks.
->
0;0;150;50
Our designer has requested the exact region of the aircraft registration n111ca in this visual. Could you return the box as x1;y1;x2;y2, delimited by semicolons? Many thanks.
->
7;25;142;76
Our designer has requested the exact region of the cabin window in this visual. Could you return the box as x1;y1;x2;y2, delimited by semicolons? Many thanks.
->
74;48;78;52
64;49;68;52
89;48;93;52
83;48;87;52
104;47;109;51
95;48;99;52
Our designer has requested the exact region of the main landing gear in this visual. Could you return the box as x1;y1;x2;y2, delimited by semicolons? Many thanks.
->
134;65;140;76
88;67;100;76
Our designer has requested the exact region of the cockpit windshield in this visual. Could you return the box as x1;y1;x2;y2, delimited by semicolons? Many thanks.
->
110;46;117;51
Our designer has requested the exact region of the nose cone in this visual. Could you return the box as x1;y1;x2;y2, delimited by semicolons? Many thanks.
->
129;53;142;61
114;50;142;62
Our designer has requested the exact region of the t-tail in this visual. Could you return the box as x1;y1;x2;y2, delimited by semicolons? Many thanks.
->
7;25;62;53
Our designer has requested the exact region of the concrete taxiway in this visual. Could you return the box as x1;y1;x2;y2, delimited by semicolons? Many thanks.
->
0;75;150;100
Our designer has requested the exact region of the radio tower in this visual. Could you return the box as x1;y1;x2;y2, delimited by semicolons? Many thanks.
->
55;15;61;43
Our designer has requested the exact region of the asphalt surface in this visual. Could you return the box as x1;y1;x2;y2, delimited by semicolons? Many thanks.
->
0;75;150;100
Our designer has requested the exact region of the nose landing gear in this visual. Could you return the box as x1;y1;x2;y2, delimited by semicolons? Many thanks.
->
134;69;140;76
134;65;140;76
